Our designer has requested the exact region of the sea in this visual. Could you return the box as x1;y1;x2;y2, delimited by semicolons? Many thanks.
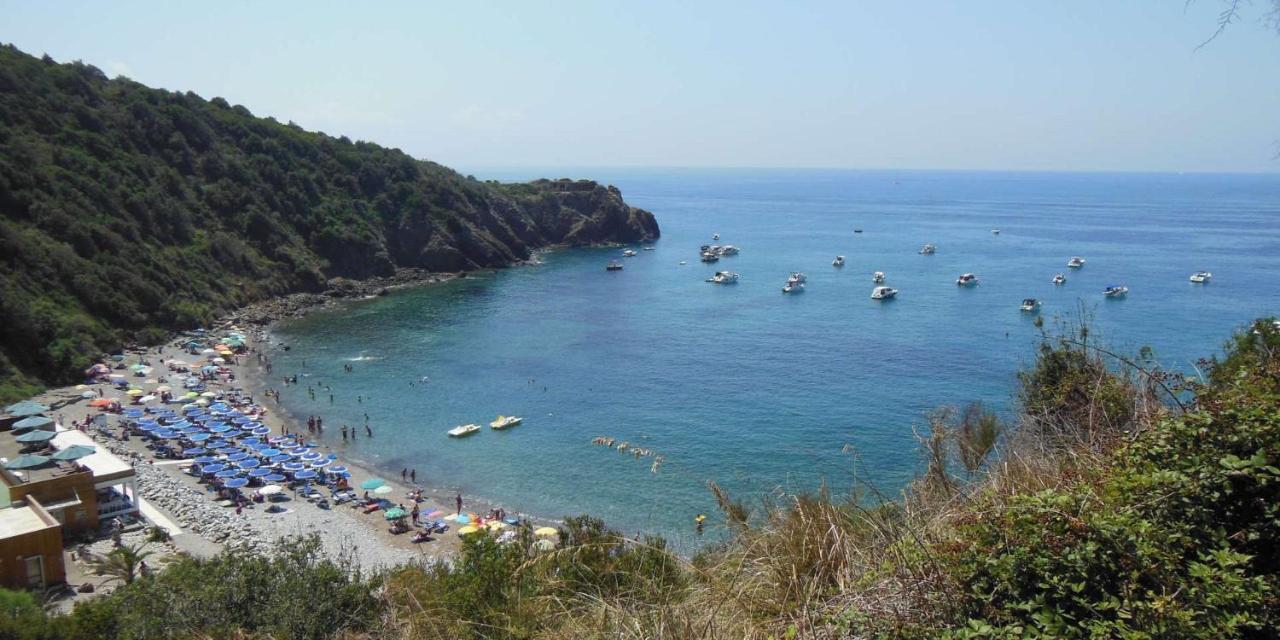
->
265;169;1280;547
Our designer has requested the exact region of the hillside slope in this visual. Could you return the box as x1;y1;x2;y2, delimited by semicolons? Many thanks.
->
0;45;658;400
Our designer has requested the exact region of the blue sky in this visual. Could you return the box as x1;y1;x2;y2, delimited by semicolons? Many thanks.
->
4;1;1279;172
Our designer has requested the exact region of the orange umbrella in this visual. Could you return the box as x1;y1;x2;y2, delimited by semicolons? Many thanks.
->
88;398;114;407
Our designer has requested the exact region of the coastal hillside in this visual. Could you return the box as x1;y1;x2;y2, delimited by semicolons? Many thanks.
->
0;44;659;401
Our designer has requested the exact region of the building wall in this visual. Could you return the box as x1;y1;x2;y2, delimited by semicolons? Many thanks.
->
0;526;65;589
5;472;99;536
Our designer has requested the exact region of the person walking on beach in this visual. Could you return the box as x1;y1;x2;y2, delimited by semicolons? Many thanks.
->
410;468;416;484
401;468;407;482
455;493;463;515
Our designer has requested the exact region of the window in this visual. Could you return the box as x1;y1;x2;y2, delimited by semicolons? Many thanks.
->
24;556;43;588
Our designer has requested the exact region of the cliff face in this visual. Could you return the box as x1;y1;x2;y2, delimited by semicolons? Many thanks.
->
0;44;658;399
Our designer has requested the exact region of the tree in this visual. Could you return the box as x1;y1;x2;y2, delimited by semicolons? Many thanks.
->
90;543;154;586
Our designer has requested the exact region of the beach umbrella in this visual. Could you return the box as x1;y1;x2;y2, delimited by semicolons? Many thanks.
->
443;514;458;522
15;430;57;443
486;521;507;531
224;478;249;489
258;448;281;457
200;463;227;474
13;416;53;430
425;510;444;519
154;385;171;393
455;514;471;525
194;456;218;464
373;485;394;495
534;527;559;537
189;433;211;442
283;462;305;472
329;466;348;474
122;408;144;418
139;395;157;403
4;454;50;470
458;525;480;535
252;426;270;435
248;468;272;478
241;437;261;446
309;459;331;468
236;459;261;469
301;452;321;461
88;399;115;408
360;478;386;490
258;485;283;496
294;469;317;480
182;447;207;457
227;452;249;462
214;447;239;455
137;423;158;432
5;401;49;417
81;391;95;399
51;445;96;461
215;469;241;479
384;508;406;520
268;454;291;464
264;473;287;483
125;389;144;397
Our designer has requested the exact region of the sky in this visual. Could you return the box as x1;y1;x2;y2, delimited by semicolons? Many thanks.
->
4;1;1280;173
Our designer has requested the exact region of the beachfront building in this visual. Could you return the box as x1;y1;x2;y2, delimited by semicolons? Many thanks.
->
0;496;66;590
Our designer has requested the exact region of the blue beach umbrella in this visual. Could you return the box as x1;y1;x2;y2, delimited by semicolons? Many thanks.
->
4;454;50;469
258;448;281;457
294;469;317;480
154;430;180;439
182;447;207;457
329;466;348;474
283;462;305;472
215;469;241;479
16;430;57;443
226;452;249;462
224;478;249;489
264;473;287;482
137;423;158;432
123;408;144;418
5;401;49;417
360;478;386;490
13;416;54;430
194;456;218;464
200;463;226;474
252;426;270;435
236;459;261;469
248;468;272;478
288;447;309;455
52;445;96;461
268;454;291;464
310;459;331;468
189;433;212;442
301;452;321;461
241;438;261;446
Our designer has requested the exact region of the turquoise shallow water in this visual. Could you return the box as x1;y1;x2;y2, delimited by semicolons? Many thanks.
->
267;169;1280;547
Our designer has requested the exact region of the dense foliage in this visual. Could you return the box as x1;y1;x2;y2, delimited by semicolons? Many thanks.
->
0;44;657;402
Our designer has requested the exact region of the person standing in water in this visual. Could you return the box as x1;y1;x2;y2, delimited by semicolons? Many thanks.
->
455;493;463;515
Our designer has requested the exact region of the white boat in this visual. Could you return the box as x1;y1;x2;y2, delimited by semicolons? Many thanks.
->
706;271;739;284
700;252;719;263
1020;298;1041;312
678;261;687;265
1067;256;1086;269
832;255;845;267
782;280;805;294
489;415;522;430
606;260;623;271
1052;273;1066;285
919;243;936;255
717;245;740;256
788;272;807;284
448;423;481;437
956;273;979;287
1189;271;1212;283
712;233;720;241
872;271;885;284
992;229;1000;235
642;246;655;251
621;249;637;257
871;286;898;300
1104;285;1128;298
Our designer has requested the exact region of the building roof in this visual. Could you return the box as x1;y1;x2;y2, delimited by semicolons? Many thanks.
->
50;430;134;483
0;502;58;538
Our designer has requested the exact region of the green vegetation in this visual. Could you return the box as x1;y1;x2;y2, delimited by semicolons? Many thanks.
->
3;318;1276;638
0;44;657;403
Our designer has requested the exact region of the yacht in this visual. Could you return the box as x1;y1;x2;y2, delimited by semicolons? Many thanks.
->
832;255;845;267
700;252;719;263
788;272;808;284
606;260;624;271
872;271;886;283
1189;271;1212;283
718;245;740;256
706;271;739;284
1104;285;1128;298
871;286;898;300
1020;298;1041;313
956;273;979;287
919;243;936;255
1052;273;1066;285
782;281;805;294
489;415;522;430
448;423;481;437
1067;256;1086;269
621;249;637;257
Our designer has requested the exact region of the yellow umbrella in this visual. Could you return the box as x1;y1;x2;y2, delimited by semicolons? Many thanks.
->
458;525;481;535
486;521;507;531
219;350;234;356
184;391;199;398
126;389;144;396
534;527;558;537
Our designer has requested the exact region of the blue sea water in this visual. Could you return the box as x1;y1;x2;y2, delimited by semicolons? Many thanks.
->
267;169;1280;546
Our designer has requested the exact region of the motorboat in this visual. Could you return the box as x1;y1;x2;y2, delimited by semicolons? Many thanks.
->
1020;298;1041;312
1067;256;1086;269
642;246;655;251
782;281;805;294
621;249;637;257
678;261;688;265
832;255;845;267
992;229;1001;235
919;243;936;255
1052;273;1066;285
448;424;481;437
706;271;739;284
717;245;740;256
956;273;979;287
712;233;720;241
853;229;863;234
606;260;624;271
1104;285;1128;298
700;252;719;263
489;415;522;430
872;271;886;284
1189;271;1212;283
788;272;808;284
871;286;898;300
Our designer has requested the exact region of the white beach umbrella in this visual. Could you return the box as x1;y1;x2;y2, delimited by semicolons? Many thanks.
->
258;485;283;496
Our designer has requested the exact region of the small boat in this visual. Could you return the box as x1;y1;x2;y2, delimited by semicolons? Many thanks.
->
1052;273;1066;285
700;252;720;263
448;424;481;437
718;245;740;256
1067;256;1086;269
712;233;720;241
956;273;979;287
871;286;897;300
621;249;637;257
678;261;687;265
853;229;863;234
606;260;624;271
706;271;739;284
489;415;522;430
1104;285;1128;298
782;281;805;294
1189;271;1212;283
872;271;885;284
1020;298;1041;313
788;272;807;284
642;246;656;251
992;229;1000;235
919;243;936;255
832;255;845;267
